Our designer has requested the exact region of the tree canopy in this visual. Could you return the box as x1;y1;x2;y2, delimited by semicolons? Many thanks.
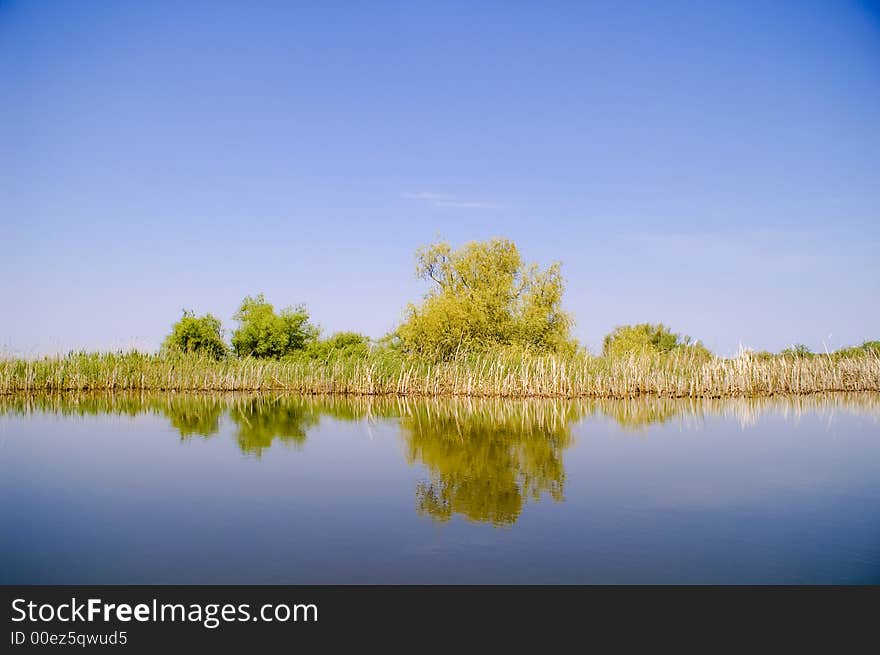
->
780;343;813;358
231;293;319;358
162;310;228;359
396;238;576;359
303;331;371;362
832;340;880;359
602;322;709;358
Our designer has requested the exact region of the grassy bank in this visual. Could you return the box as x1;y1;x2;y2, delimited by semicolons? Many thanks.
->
2;349;879;398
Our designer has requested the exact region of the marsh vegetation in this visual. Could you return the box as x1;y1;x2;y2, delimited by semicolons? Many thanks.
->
3;345;878;397
4;238;878;398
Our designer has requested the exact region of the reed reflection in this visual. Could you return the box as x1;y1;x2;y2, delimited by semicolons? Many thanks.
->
3;392;879;525
5;392;879;435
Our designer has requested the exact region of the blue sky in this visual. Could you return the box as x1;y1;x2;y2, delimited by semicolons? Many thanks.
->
2;1;879;356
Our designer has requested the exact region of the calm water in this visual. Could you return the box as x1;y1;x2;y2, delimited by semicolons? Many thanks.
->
1;393;879;584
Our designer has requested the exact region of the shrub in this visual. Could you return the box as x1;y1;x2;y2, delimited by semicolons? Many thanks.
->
162;310;227;359
302;332;371;362
231;294;319;359
860;340;880;355
676;342;714;362
780;344;812;357
396;238;576;359
602;323;707;358
833;340;880;359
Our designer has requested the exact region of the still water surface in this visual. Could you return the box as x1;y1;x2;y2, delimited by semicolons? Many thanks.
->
1;393;878;583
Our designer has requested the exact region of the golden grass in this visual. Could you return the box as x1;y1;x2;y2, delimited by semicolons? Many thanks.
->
1;349;878;398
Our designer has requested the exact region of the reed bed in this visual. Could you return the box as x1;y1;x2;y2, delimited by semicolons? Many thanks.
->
1;349;879;398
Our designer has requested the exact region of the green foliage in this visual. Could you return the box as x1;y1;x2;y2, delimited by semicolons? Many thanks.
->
602;323;707;358
603;323;678;356
678;342;714;362
833;340;880;359
302;332;371;362
231;293;319;359
228;396;317;456
166;396;224;437
862;341;880;355
401;401;574;525
780;343;812;357
162;310;227;359
396;238;576;360
374;332;402;354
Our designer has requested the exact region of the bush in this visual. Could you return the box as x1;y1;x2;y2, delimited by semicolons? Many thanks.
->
676;342;714;362
231;294;319;359
602;323;707;358
860;340;880;355
833;340;880;359
162;311;228;359
396;238;577;359
780;344;812;357
302;332;371;362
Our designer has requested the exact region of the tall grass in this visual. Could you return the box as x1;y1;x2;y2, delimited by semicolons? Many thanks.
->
1;348;878;398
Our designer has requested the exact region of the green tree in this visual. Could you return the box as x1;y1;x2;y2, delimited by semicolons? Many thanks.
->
396;238;576;359
780;343;812;357
603;323;679;356
231;293;319;358
860;340;880;355
832;340;879;359
303;331;371;362
162;310;228;359
602;322;709;358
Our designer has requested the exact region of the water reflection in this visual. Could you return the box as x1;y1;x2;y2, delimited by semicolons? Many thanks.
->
6;391;878;430
2;392;879;526
167;395;224;438
228;396;318;455
398;399;579;525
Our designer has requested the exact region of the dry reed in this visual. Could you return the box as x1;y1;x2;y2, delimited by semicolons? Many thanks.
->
1;349;878;398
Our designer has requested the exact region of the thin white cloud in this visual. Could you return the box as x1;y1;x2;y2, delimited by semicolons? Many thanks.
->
434;201;504;210
619;228;836;272
401;192;453;201
401;192;503;210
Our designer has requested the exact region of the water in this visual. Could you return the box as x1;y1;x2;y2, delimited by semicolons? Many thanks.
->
1;393;878;584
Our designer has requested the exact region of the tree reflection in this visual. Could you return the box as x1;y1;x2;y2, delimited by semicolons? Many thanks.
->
165;395;224;438
398;399;580;526
593;397;684;431
227;396;318;456
5;392;879;524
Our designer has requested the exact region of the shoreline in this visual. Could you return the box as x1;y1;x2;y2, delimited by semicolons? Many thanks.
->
2;350;879;399
3;387;880;399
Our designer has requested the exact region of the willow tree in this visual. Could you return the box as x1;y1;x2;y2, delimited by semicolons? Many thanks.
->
396;238;576;359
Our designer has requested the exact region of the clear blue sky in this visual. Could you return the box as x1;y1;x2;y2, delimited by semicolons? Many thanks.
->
2;1;879;356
